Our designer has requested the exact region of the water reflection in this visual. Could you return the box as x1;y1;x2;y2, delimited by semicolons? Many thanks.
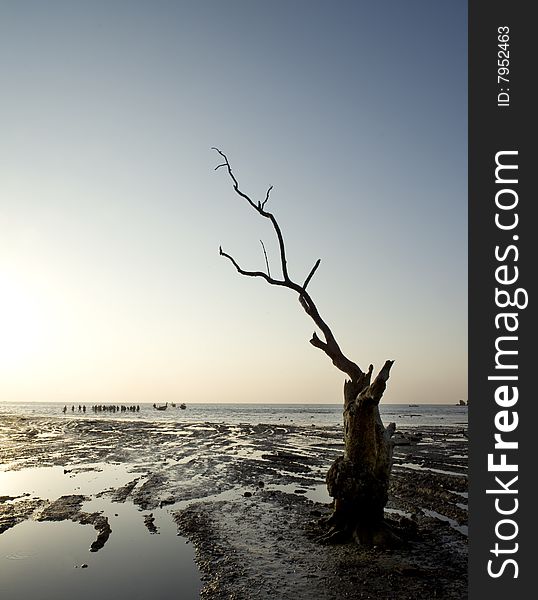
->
0;464;134;500
0;468;202;600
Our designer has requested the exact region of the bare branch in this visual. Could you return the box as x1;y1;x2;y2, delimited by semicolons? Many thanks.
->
215;148;365;382
213;147;290;281
357;360;395;406
219;246;286;287
303;259;321;291
212;147;259;211
261;185;273;210
260;240;271;278
310;331;328;351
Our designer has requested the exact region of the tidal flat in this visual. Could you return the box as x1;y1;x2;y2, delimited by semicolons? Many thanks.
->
0;414;467;599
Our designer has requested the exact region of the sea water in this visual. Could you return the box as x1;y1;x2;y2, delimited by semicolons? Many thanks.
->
0;402;468;428
0;465;202;600
0;401;466;599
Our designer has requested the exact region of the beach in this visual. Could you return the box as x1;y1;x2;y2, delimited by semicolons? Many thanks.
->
0;406;467;599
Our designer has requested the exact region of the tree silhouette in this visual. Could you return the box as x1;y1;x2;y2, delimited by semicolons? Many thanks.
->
215;148;399;547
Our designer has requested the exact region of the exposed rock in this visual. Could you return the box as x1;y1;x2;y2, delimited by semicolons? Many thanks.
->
106;478;140;502
0;415;467;599
0;498;46;534
132;473;168;510
37;495;88;521
143;512;159;534
175;488;467;600
36;495;112;552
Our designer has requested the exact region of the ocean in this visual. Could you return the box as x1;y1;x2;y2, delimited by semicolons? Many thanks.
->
0;400;468;599
0;402;467;429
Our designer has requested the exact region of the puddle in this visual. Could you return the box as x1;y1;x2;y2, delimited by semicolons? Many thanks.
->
0;504;201;600
385;507;413;519
0;520;98;600
0;464;134;500
422;508;468;536
160;481;332;510
398;463;466;478
269;482;331;504
169;485;244;510
0;467;202;600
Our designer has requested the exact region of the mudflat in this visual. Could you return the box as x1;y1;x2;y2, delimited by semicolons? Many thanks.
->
0;415;467;599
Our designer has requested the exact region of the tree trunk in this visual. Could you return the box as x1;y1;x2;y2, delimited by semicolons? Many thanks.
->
324;360;399;547
213;149;399;547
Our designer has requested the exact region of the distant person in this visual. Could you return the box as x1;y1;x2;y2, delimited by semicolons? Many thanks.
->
62;405;67;414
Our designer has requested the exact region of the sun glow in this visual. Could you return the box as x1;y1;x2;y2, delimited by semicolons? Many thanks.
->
0;273;45;369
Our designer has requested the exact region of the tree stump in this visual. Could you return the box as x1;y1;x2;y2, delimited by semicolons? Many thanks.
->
324;360;399;547
214;149;399;548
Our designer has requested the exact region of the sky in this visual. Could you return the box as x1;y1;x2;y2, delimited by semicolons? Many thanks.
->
0;0;467;405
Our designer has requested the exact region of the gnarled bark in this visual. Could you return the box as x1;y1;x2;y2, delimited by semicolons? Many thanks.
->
214;148;397;547
324;360;399;546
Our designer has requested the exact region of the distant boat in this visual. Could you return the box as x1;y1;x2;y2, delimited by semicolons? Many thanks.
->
153;402;168;411
170;403;176;407
408;404;419;407
179;403;186;410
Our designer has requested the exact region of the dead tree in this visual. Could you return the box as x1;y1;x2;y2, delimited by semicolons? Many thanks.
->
214;148;398;547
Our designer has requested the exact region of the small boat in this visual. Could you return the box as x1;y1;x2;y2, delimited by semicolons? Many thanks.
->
170;403;176;407
153;402;168;411
179;403;186;410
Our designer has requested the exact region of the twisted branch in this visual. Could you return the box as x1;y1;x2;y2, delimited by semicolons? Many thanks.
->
213;147;290;281
214;147;365;382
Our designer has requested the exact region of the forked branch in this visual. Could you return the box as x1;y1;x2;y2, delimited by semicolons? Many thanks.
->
214;147;364;382
213;147;290;281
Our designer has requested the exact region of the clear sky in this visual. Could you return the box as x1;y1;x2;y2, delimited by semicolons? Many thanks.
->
0;1;467;405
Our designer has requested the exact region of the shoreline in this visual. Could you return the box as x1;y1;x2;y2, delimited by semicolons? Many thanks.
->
0;402;469;431
0;415;467;599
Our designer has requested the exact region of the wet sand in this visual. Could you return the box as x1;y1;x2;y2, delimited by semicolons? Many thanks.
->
0;415;467;599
